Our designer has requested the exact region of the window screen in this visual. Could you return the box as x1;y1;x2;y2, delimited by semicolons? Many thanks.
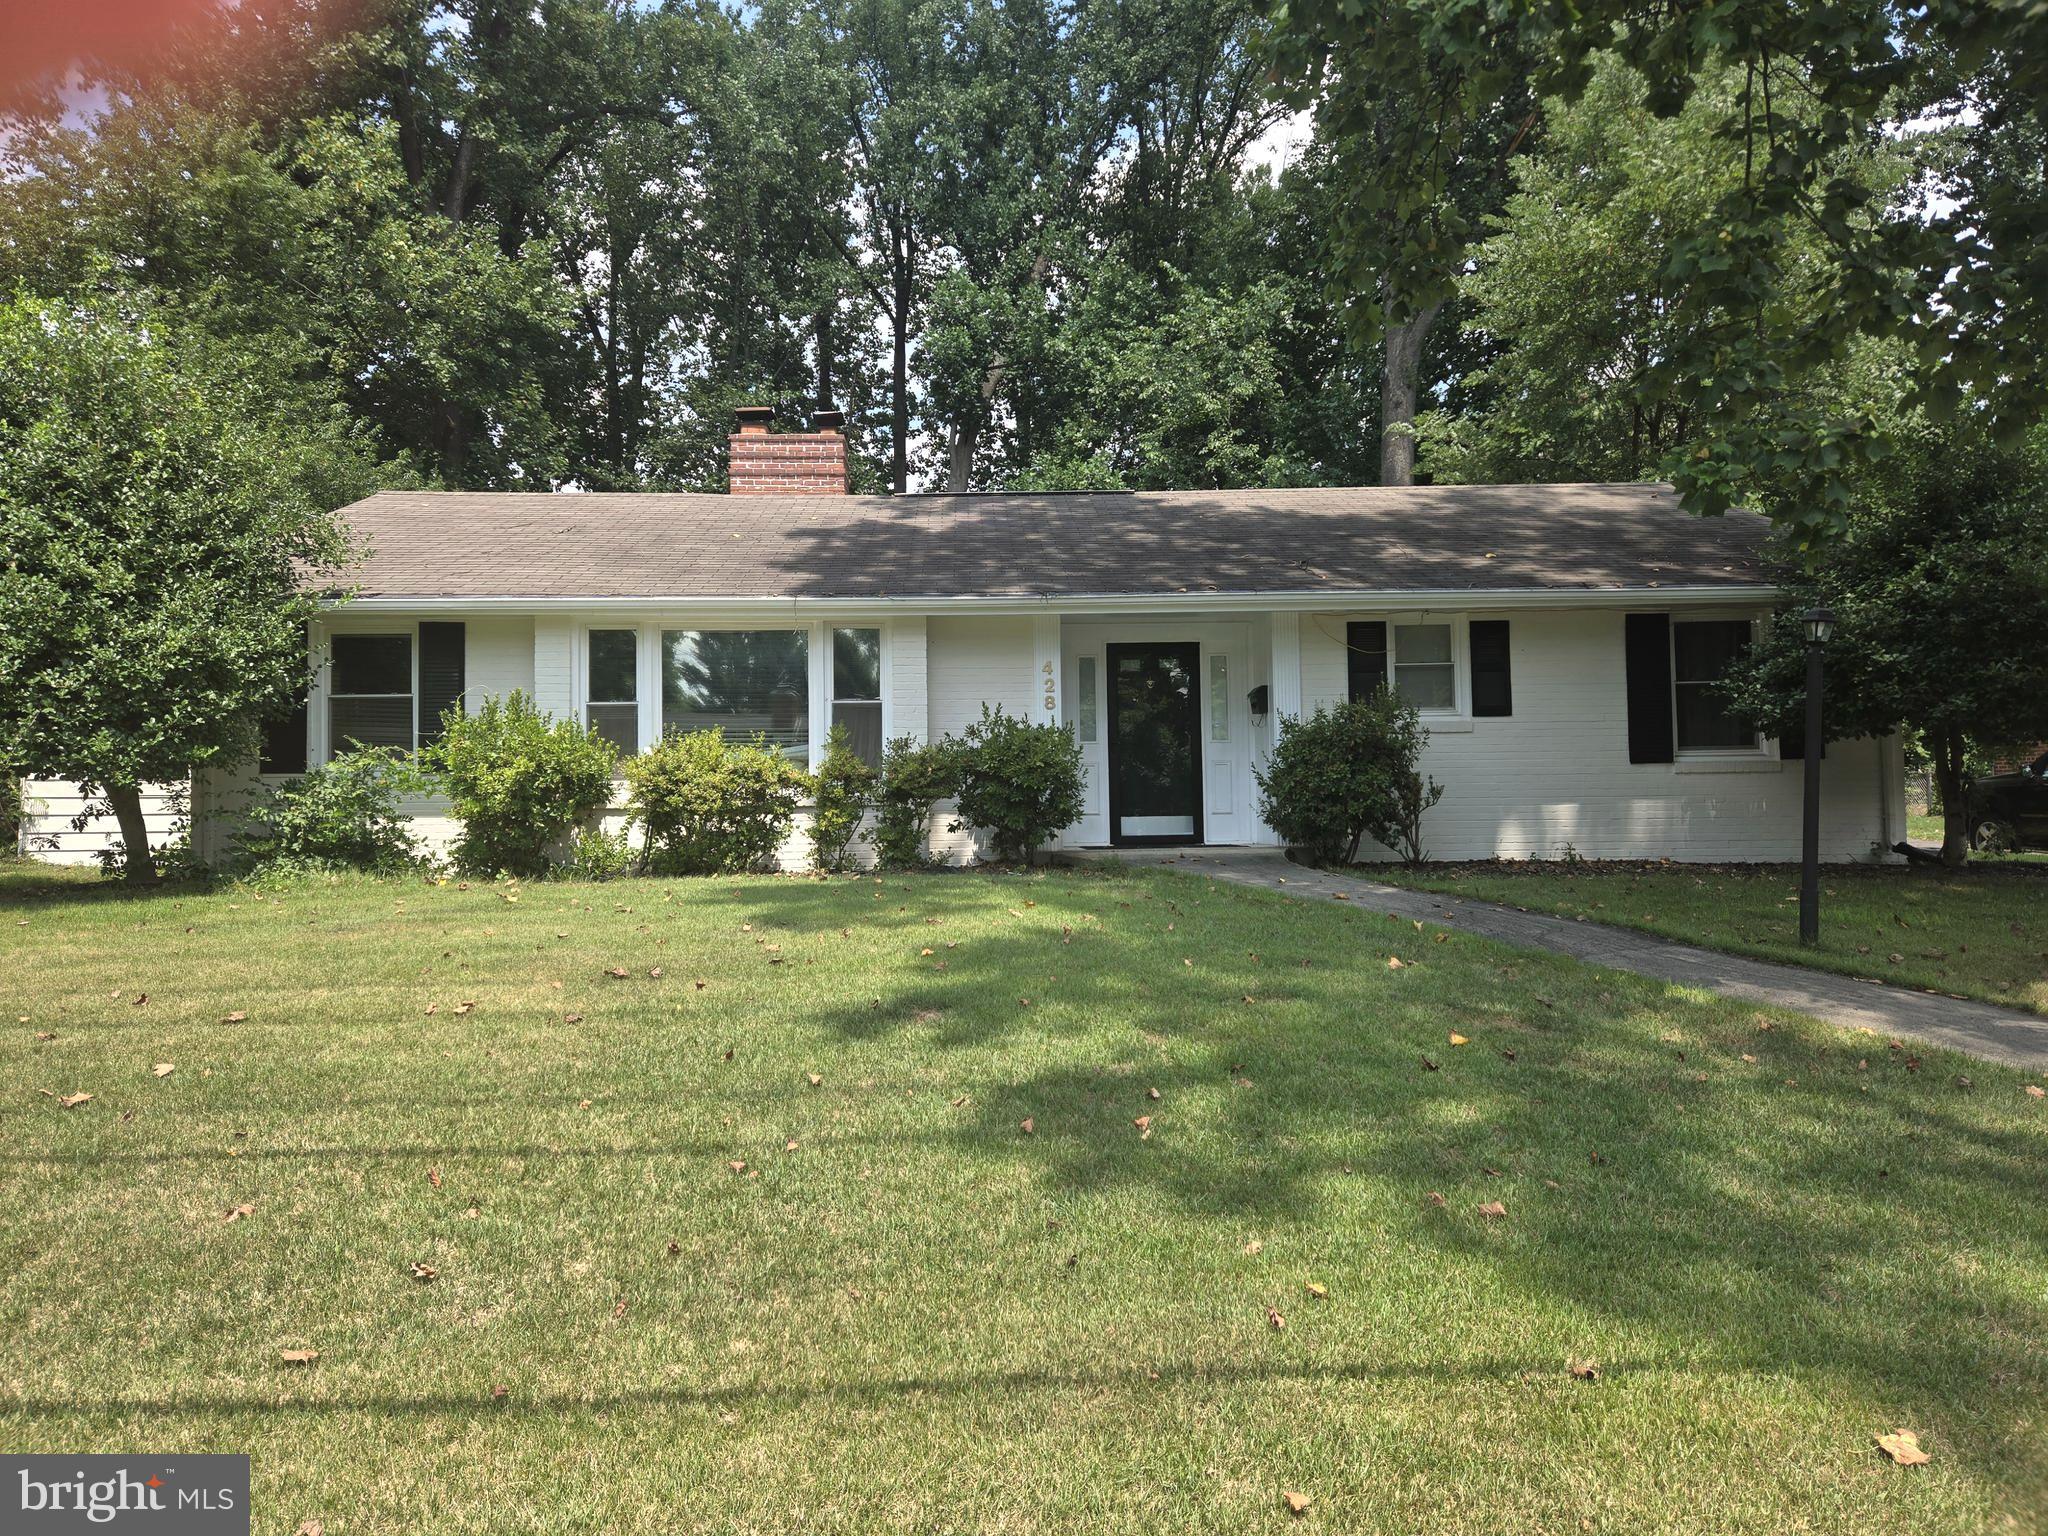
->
1077;656;1098;743
329;634;414;753
1393;623;1455;710
586;629;639;760
663;629;809;761
1673;620;1755;751
831;627;882;767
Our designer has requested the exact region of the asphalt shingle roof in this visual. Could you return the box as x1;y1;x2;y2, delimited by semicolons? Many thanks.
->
333;483;1774;600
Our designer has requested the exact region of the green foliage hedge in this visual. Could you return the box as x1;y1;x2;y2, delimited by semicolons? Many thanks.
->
946;706;1084;865
424;693;617;878
1255;695;1442;865
236;749;424;873
622;729;805;875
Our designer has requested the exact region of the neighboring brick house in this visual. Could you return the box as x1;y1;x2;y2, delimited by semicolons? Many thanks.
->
21;407;1908;867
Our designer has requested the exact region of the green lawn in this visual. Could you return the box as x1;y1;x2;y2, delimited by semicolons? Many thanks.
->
1371;860;2048;1017
2;860;2044;1534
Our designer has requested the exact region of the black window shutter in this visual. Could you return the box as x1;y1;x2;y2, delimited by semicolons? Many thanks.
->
1470;620;1512;717
1346;621;1388;701
417;622;467;747
258;695;309;775
1624;613;1675;764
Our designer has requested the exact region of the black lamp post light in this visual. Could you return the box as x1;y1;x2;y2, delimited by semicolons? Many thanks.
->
1798;606;1835;945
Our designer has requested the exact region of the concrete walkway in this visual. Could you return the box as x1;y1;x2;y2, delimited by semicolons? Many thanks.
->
1107;847;2048;1071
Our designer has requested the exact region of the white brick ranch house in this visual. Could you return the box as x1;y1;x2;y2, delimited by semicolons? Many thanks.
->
21;412;1906;867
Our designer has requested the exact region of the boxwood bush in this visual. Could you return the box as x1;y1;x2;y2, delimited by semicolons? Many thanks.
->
1253;694;1442;865
867;735;959;869
946;705;1083;864
424;693;617;877
622;728;805;874
809;724;877;872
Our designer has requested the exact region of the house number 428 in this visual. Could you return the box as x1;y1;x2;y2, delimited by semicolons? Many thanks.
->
1042;659;1057;715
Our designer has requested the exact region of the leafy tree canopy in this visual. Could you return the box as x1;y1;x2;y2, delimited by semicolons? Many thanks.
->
0;289;374;879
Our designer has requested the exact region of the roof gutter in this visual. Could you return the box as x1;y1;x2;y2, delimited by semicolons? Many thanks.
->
322;584;1778;617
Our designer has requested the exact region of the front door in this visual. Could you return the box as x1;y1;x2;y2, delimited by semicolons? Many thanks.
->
1107;642;1203;846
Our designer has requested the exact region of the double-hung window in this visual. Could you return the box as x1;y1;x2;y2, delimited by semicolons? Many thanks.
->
586;629;640;760
1672;620;1757;752
662;629;809;762
830;627;883;767
1391;622;1456;709
328;634;414;753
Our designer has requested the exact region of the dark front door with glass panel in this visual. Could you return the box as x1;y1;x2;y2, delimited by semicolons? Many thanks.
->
1106;642;1203;846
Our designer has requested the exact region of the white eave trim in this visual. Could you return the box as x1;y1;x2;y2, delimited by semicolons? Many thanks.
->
323;584;1778;617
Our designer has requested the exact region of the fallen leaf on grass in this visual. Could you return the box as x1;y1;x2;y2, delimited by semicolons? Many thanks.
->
452;1001;476;1016
1448;1032;1468;1046
1266;1306;1286;1330
223;1204;255;1223
1146;1086;1161;1101
806;1073;823;1087
489;1385;509;1403
1242;1238;1263;1256
297;1520;324;1536
666;1239;681;1256
605;967;629;979
1133;1115;1153;1139
428;1167;443;1189
1420;1057;1439;1072
222;1011;247;1024
785;1139;799;1152
131;994;148;1007
563;1013;584;1025
34;1031;56;1041
1282;1490;1312;1516
728;1160;747;1174
152;1063;175;1078
1740;1053;1758;1064
1424;1191;1446;1208
1876;1429;1930;1466
58;1093;92;1109
408;1261;438;1283
2026;1085;2045;1100
1019;1117;1035;1135
278;1349;319;1365
1568;1359;1601;1380
648;967;664;979
612;1297;628;1322
1305;1282;1328;1300
1476;1201;1507;1220
1386;956;1405;969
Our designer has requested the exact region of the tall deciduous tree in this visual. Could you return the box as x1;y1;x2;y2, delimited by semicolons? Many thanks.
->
1264;0;2048;538
0;294;370;880
1720;413;2048;867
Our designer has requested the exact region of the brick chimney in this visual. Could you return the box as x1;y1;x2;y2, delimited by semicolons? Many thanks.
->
728;405;848;495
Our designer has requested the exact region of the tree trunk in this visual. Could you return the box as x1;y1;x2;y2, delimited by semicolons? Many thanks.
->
1935;728;1971;868
945;404;983;493
813;307;836;408
1379;298;1444;487
103;782;157;885
890;267;911;494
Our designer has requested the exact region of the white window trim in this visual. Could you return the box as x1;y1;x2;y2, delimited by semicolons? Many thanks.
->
1339;611;1475;724
570;618;898;774
1670;611;1772;762
312;620;419;767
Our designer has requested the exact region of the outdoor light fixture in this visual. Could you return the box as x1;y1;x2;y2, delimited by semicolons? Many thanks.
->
1798;608;1834;945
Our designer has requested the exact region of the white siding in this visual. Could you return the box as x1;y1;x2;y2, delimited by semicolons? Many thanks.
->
1297;607;1895;863
466;616;535;705
532;616;575;721
926;616;1037;864
18;780;186;865
888;617;929;744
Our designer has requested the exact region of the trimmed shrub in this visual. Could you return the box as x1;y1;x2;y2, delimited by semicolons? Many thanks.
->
809;724;877;872
424;692;617;878
236;748;424;872
1253;694;1443;866
867;735;959;869
622;729;805;874
947;705;1084;864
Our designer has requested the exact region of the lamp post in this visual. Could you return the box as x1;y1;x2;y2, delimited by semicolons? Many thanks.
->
1798;606;1835;945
